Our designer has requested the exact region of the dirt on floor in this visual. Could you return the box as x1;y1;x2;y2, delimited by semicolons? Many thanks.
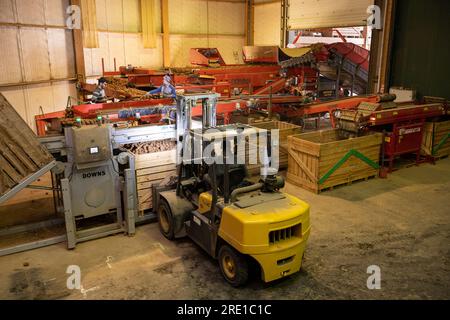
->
0;159;449;300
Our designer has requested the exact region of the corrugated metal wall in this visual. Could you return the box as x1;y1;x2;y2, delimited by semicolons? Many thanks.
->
253;0;280;46
389;0;450;100
289;0;373;29
86;0;246;72
0;0;77;132
168;0;245;67
84;0;162;77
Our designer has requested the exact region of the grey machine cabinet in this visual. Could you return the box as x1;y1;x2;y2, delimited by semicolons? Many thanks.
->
61;125;136;249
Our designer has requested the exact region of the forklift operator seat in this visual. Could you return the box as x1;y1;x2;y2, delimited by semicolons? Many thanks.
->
215;164;249;194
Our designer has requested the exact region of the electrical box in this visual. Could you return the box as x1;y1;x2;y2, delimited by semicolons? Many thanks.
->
389;87;416;103
71;126;112;165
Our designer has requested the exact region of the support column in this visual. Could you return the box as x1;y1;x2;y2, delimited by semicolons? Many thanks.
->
351;74;355;96
161;0;170;68
245;0;254;46
280;0;289;48
70;0;86;100
379;0;396;93
368;0;397;94
368;27;381;93
335;59;342;99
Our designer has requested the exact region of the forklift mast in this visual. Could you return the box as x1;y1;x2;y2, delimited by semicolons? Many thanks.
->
175;93;219;197
175;93;279;220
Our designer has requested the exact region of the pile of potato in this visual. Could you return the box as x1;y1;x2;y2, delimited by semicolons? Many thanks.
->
106;77;147;98
124;139;176;155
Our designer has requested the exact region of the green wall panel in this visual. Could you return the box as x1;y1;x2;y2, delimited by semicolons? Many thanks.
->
390;0;450;100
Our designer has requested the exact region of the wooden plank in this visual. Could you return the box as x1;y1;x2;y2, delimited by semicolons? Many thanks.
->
2;178;13;190
294;129;339;144
0;170;5;194
138;192;153;204
0;127;39;172
288;146;317;183
0;139;29;177
4;173;16;188
135;150;176;163
287;172;319;194
137;178;167;191
436;121;450;131
139;201;153;212
288;135;320;157
320;135;382;156
0;154;22;183
137;171;176;184
320;171;378;191
136;164;177;177
135;150;176;170
0;94;53;168
252;121;302;144
318;149;380;170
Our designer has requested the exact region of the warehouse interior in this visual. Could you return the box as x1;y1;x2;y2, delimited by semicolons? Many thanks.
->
0;0;449;300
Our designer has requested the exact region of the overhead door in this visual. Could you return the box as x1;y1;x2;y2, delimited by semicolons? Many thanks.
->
289;0;374;30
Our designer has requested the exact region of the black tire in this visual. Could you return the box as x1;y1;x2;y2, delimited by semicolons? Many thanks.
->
218;244;249;287
157;200;175;240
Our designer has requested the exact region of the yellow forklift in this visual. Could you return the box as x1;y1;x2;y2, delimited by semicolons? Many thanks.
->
154;94;311;286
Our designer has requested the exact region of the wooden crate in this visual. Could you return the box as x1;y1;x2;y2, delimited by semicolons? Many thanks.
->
287;130;382;194
247;121;302;175
135;150;177;213
0;94;54;197
251;121;302;148
421;120;450;158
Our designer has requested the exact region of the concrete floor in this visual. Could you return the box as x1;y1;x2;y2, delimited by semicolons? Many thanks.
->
0;159;449;300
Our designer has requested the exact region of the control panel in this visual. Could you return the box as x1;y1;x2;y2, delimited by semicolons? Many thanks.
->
71;126;112;165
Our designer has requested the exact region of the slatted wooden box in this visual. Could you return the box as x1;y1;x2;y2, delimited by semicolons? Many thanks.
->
135;150;177;214
0;94;54;198
247;121;302;175
421;120;450;158
287;130;382;194
251;121;303;146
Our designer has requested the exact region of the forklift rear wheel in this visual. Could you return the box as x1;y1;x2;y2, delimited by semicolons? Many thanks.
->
218;244;248;287
157;200;175;240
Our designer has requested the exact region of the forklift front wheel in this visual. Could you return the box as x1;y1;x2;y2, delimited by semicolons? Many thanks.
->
218;244;249;287
157;200;175;240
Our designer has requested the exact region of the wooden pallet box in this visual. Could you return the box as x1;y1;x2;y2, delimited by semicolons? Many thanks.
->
247;121;302;175
287;130;382;194
0;94;54;197
421;120;450;158
251;121;303;147
135;149;177;214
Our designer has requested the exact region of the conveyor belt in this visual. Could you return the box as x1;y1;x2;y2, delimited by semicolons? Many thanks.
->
336;102;446;134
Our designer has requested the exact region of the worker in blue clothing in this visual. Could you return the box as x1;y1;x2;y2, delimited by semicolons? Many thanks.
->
90;77;108;104
144;73;177;99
